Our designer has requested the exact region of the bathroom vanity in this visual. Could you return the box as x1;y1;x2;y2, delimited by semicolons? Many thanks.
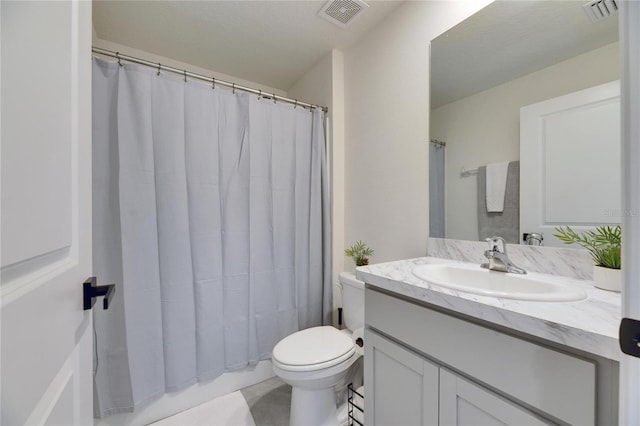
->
358;257;621;426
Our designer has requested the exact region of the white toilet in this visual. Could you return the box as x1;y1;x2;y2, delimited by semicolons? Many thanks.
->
272;272;365;426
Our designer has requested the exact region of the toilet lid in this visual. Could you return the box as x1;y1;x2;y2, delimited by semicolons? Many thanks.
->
272;326;354;368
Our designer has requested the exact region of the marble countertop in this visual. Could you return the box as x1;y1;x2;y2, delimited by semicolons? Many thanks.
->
356;257;622;361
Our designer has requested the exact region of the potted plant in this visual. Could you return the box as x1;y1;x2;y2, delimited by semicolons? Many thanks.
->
345;240;374;268
553;225;621;292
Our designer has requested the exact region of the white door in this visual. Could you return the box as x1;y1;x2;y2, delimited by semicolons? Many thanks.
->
520;81;621;247
1;1;93;424
620;2;640;424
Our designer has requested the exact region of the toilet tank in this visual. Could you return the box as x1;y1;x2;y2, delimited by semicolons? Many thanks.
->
338;272;365;331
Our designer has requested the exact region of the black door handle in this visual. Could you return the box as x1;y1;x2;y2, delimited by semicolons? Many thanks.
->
620;318;640;358
83;277;115;310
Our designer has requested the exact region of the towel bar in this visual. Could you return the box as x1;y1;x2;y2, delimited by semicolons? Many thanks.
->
461;167;479;177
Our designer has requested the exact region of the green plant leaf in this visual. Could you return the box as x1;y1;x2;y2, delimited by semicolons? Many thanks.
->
345;240;374;266
553;225;621;269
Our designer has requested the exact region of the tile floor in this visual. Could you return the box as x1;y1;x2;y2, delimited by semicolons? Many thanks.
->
150;377;291;426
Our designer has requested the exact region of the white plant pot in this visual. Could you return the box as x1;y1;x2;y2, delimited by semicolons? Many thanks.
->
592;265;622;292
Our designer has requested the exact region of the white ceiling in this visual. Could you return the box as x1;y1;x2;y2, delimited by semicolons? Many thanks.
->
94;1;619;106
431;0;619;108
93;0;403;92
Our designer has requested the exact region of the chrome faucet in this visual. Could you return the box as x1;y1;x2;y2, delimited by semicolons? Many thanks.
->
525;232;543;246
481;236;527;274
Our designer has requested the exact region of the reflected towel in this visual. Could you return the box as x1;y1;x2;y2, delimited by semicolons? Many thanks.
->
486;161;510;212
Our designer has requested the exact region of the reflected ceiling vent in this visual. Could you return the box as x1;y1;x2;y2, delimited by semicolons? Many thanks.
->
318;0;369;29
583;0;618;23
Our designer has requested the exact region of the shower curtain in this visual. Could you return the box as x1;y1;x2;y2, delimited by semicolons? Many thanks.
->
92;58;331;416
429;143;445;238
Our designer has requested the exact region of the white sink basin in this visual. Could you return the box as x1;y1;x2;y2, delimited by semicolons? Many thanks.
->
412;264;587;302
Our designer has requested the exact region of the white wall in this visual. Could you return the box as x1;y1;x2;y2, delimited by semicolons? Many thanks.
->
288;51;334;111
343;1;491;264
431;42;620;241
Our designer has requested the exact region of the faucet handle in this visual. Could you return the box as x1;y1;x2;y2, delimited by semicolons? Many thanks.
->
485;236;507;254
525;232;543;246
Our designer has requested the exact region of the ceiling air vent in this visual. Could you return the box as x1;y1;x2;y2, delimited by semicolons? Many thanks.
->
583;0;618;23
318;0;369;29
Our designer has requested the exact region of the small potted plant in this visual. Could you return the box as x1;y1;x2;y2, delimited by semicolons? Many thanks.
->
345;240;374;268
554;225;621;292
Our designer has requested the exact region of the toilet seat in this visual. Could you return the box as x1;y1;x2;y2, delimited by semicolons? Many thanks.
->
272;326;355;372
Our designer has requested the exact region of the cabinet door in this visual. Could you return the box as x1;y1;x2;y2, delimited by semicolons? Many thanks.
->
365;330;439;426
439;369;551;426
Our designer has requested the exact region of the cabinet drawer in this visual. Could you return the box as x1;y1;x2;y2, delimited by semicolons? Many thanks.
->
366;288;596;426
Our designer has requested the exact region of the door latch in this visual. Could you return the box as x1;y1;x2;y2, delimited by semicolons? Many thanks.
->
83;277;115;310
619;317;640;358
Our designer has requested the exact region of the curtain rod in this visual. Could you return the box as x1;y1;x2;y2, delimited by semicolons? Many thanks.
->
92;47;329;113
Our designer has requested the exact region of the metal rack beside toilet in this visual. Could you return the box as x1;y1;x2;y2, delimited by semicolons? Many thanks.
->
347;383;364;426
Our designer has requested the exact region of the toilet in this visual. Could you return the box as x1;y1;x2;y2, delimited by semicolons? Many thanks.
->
272;272;365;426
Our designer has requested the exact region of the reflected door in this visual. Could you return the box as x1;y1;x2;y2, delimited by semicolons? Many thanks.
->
520;81;621;247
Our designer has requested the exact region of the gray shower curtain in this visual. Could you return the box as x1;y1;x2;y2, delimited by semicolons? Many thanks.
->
429;143;445;238
92;58;331;417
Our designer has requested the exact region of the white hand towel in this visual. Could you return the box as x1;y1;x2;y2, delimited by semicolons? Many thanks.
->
486;161;510;212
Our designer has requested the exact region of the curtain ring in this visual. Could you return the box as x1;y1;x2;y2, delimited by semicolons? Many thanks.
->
273;93;276;104
157;63;161;76
232;83;236;94
116;52;122;67
184;70;187;83
212;77;215;90
294;100;298;109
258;90;262;100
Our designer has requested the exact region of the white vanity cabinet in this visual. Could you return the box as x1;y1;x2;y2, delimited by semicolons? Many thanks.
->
366;330;550;426
366;330;439;425
364;287;618;426
438;369;548;426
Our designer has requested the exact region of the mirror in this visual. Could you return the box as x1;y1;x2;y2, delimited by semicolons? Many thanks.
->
429;0;620;245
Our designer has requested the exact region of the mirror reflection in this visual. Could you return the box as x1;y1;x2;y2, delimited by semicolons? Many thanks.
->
429;0;620;246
